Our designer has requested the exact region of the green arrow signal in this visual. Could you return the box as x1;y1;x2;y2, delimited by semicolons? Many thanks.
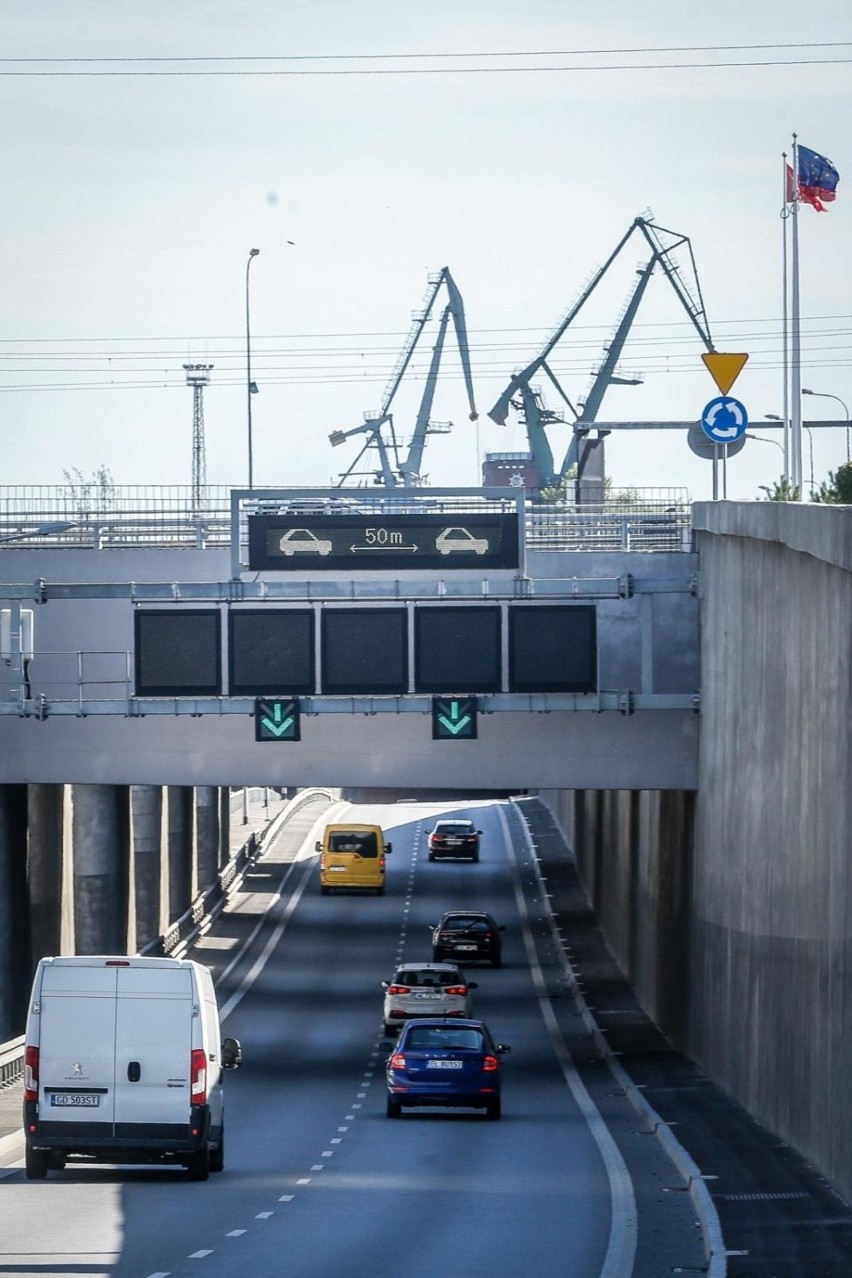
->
261;704;294;737
255;698;300;742
438;700;471;735
432;696;477;740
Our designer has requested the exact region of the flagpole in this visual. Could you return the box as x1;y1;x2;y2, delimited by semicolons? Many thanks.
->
790;133;803;498
781;151;791;486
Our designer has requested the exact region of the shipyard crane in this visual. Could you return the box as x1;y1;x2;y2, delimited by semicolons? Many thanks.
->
487;216;714;495
329;267;478;486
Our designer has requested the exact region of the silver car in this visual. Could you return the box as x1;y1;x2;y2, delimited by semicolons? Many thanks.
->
381;962;477;1036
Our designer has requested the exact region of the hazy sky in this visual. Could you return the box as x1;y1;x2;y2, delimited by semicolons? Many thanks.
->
2;1;849;501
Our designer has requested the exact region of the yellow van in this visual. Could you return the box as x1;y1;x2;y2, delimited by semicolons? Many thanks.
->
317;823;391;895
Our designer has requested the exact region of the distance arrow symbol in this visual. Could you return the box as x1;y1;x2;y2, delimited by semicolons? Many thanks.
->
349;543;419;553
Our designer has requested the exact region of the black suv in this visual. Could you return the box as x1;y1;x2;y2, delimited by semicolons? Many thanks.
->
431;911;504;967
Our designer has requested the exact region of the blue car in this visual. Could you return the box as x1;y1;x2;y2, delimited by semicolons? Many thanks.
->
386;1018;510;1120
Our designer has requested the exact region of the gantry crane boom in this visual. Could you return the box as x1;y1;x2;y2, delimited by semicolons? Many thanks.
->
330;267;478;487
487;216;714;490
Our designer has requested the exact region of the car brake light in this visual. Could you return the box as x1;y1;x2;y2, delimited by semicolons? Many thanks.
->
390;1053;406;1070
388;984;411;995
483;1055;499;1072
191;1048;207;1105
24;1045;39;1102
445;986;467;995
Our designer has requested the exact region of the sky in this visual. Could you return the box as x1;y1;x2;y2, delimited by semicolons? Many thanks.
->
2;0;850;503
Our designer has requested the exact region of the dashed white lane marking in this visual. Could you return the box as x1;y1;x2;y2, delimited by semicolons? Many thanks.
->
331;1137;342;1144
255;1212;273;1219
190;1250;214;1259
147;1272;170;1277
279;1194;294;1201
321;1150;333;1157
311;1164;324;1170
297;1177;311;1185
226;1230;247;1237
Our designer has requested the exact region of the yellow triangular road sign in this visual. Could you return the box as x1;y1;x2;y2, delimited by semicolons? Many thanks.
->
702;352;749;395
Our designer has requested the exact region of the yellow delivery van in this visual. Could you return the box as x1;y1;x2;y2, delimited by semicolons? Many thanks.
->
317;823;392;895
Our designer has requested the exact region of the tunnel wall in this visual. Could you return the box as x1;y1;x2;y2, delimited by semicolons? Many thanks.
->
541;501;852;1203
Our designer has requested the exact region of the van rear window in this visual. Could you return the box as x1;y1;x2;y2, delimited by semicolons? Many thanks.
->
329;832;379;858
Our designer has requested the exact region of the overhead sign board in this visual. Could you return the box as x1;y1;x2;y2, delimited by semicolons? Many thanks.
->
248;512;519;572
702;352;749;395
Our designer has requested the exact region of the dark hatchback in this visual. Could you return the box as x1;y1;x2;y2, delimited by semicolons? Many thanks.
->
431;911;505;967
386;1018;510;1119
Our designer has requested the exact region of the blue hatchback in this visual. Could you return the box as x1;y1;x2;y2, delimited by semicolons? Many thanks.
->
386;1018;510;1120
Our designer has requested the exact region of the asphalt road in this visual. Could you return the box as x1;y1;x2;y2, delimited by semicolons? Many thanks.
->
0;796;715;1278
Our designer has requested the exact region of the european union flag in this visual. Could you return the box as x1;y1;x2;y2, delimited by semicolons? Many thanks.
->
797;144;840;212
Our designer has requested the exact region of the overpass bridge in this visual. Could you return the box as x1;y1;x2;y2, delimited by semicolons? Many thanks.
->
1;487;850;1210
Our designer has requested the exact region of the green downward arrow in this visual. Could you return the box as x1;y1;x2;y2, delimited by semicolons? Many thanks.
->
261;704;294;737
438;700;471;735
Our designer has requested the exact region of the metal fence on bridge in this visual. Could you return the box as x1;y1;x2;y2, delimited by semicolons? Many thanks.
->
0;486;693;553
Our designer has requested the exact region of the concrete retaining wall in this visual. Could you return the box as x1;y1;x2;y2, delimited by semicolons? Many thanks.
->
541;500;852;1202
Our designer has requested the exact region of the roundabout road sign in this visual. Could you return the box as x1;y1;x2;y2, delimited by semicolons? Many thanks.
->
701;396;748;444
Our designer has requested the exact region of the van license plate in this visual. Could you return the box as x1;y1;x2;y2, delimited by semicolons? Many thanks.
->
51;1093;100;1107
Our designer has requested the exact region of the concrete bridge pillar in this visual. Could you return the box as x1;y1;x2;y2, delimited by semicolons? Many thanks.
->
167;786;193;921
131;785;163;953
72;784;130;955
219;787;230;870
27;783;66;965
0;785;28;1037
195;786;220;894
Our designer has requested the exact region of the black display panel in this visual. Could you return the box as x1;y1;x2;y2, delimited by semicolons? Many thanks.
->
135;610;221;697
414;607;501;693
229;610;314;695
321;609;407;695
509;605;597;693
248;512;520;572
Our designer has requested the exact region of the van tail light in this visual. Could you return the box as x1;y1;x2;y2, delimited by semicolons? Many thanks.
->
389;1053;407;1070
445;986;468;996
482;1055;499;1072
190;1049;208;1105
388;985;411;995
320;856;326;871
24;1045;39;1102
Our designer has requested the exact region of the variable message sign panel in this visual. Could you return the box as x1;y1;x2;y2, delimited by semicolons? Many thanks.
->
135;610;221;697
229;609;314;696
509;605;597;693
321;608;408;696
414;606;501;694
248;512;519;572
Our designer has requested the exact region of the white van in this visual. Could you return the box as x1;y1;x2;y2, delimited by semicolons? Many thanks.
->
22;955;241;1181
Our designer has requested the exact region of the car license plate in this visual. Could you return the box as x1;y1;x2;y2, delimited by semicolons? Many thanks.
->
455;944;477;951
415;993;442;1000
427;1059;463;1069
446;838;461;846
50;1093;100;1107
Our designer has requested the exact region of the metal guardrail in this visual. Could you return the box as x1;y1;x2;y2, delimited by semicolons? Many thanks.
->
0;1036;24;1090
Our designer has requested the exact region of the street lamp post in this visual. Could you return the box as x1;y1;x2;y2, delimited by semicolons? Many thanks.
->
246;248;260;489
766;413;814;495
802;388;850;464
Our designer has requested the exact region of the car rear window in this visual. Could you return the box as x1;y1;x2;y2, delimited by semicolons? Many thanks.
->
407;1027;484;1051
443;916;488;931
396;969;462;987
329;832;378;857
435;823;473;834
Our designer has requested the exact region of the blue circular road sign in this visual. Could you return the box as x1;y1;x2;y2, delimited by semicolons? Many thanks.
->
701;395;748;444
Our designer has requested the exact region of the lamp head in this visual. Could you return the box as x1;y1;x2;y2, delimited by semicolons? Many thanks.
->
249;248;260;258
802;388;814;395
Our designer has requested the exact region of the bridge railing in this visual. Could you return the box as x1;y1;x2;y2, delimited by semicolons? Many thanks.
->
0;487;693;552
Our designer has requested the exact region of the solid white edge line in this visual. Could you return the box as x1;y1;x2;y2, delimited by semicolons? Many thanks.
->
512;802;728;1278
497;802;638;1278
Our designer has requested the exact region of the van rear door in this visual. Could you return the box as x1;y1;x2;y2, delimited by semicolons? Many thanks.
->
38;963;118;1127
113;965;194;1131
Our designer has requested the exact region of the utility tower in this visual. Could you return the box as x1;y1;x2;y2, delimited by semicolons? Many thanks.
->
183;364;213;514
